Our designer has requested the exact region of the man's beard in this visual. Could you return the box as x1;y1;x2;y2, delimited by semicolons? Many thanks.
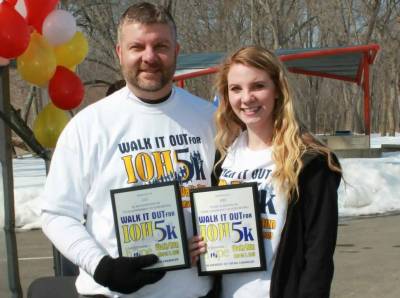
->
123;59;176;93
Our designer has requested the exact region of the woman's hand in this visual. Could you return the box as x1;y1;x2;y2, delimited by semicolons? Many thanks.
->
189;235;207;266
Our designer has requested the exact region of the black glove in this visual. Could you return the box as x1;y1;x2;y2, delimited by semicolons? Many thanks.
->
93;254;165;294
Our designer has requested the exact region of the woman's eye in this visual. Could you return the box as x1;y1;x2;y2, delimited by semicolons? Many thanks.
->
253;83;265;89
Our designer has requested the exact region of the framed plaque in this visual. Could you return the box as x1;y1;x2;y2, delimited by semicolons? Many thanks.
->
190;183;266;275
110;181;190;271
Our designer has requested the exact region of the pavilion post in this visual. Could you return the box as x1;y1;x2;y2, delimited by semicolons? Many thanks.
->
0;65;23;298
362;54;371;137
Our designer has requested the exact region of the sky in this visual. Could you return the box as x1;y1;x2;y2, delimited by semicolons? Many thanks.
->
6;133;400;230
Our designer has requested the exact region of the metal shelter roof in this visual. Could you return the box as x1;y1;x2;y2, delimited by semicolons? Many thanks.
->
175;44;379;85
174;44;380;135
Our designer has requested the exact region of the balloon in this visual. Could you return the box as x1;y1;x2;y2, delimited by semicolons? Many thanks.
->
33;103;70;148
48;66;84;110
0;56;10;66
0;1;30;58
5;0;17;6
15;0;26;17
25;0;58;33
42;9;77;46
67;65;76;72
54;31;89;68
17;31;57;86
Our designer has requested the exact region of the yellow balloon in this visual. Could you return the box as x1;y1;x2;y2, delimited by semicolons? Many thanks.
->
54;31;89;68
33;103;70;148
17;32;57;86
68;65;77;72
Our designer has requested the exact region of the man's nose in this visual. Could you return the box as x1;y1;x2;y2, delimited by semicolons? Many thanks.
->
142;46;157;64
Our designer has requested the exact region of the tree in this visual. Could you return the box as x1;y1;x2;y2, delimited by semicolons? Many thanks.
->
4;0;400;158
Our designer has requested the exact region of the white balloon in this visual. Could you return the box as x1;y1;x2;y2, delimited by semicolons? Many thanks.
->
42;10;77;46
0;56;10;66
15;0;27;18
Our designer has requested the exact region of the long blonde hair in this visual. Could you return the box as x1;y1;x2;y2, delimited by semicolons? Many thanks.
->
214;46;340;199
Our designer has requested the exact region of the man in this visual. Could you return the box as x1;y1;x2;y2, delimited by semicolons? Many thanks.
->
41;2;215;297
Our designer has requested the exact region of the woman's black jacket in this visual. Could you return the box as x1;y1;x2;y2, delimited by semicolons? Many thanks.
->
211;151;342;298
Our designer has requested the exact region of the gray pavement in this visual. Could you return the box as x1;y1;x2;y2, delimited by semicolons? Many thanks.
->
12;214;400;297
332;214;400;298
16;229;53;297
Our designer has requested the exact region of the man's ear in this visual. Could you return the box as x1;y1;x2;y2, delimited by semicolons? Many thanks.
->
175;42;180;56
116;44;122;65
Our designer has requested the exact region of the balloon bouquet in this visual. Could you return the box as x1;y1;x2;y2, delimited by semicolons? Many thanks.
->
0;0;89;148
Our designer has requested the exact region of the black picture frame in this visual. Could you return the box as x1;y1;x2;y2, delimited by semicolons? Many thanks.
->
110;181;190;271
190;183;266;275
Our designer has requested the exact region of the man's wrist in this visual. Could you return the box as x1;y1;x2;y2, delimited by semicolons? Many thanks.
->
93;255;113;287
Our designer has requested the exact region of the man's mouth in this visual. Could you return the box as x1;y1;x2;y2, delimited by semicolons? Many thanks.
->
139;69;160;74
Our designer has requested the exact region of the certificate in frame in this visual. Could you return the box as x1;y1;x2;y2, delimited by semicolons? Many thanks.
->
190;183;266;275
110;181;189;271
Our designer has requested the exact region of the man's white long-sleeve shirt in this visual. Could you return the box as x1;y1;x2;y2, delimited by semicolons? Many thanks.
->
41;86;216;297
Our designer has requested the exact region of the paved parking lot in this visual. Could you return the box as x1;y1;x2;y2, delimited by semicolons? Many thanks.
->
9;214;400;297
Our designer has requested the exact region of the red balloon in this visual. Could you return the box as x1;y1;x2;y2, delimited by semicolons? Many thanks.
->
48;66;84;110
0;2;30;58
25;0;59;33
5;0;17;6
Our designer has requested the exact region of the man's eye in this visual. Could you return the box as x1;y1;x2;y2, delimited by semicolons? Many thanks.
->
130;45;142;50
156;44;169;50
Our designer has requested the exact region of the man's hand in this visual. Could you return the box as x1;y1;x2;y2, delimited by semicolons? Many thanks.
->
93;255;165;294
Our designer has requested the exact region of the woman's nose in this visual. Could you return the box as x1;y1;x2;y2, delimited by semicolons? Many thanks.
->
242;90;254;103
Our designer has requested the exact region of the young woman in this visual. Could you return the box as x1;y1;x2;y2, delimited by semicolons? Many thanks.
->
191;46;342;298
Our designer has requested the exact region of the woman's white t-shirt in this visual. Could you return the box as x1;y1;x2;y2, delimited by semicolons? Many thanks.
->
220;131;288;298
